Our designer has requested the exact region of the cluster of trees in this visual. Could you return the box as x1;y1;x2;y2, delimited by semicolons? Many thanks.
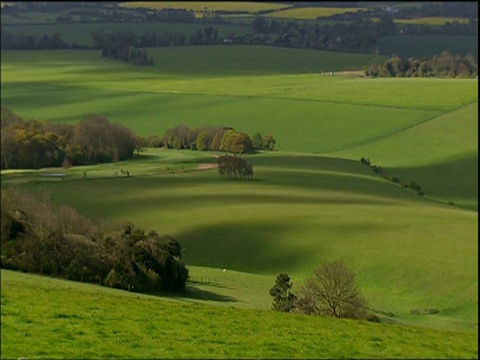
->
1;30;69;50
99;31;154;66
217;155;253;180
248;13;395;51
92;29;187;49
269;261;376;321
1;108;140;169
366;51;478;78
162;124;276;153
1;188;189;293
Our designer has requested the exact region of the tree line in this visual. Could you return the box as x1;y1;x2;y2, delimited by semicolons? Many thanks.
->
1;188;189;293
0;108;141;170
365;51;478;78
161;124;276;154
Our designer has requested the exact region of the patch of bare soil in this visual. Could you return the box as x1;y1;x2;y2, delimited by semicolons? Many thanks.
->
197;163;218;170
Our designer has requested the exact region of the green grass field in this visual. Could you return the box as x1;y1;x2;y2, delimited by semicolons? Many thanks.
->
1;46;477;209
0;42;478;356
1;148;477;333
2;270;477;359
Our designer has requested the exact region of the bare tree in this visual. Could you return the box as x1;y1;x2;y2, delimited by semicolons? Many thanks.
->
295;260;368;319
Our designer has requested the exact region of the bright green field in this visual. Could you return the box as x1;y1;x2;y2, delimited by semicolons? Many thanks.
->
331;103;478;210
0;44;478;344
1;149;477;333
2;270;477;359
1;46;477;210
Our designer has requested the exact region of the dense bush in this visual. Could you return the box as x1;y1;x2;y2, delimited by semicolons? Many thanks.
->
217;154;253;180
0;188;189;293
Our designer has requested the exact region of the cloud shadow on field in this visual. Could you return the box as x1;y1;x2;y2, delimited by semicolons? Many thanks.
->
176;220;316;275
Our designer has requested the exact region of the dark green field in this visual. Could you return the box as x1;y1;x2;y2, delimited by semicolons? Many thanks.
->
376;35;479;59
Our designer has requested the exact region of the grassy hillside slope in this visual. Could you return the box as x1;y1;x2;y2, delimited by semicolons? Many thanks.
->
2;150;477;332
331;103;478;210
1;269;477;359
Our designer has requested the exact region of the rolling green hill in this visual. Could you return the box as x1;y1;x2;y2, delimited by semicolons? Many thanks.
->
0;39;477;354
331;102;478;210
2;269;477;359
2;149;477;332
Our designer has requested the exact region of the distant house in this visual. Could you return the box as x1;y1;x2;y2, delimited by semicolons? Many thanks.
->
223;38;233;44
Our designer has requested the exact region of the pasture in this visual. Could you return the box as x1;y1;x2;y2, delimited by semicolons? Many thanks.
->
2;269;477;359
0;39;477;349
376;35;478;59
1;46;477;211
1;148;477;332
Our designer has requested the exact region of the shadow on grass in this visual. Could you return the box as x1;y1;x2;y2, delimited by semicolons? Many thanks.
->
383;153;478;211
154;284;239;304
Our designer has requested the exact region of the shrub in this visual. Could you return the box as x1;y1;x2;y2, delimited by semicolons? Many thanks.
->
269;273;296;312
294;261;368;319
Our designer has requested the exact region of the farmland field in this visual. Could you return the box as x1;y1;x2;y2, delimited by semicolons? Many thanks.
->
394;17;471;26
119;1;290;15
1;148;477;333
265;6;368;20
1;269;478;359
0;31;478;358
1;46;477;211
376;35;478;58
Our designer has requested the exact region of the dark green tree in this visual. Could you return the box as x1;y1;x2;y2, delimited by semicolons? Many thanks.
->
252;132;263;150
269;273;296;312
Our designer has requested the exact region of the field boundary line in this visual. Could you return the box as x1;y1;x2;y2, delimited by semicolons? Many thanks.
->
322;101;478;155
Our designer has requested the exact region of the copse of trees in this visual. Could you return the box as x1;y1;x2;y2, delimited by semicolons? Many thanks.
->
0;108;140;169
1;29;69;50
1;188;189;293
366;51;478;78
99;31;153;66
217;154;253;180
162;124;276;154
270;262;376;321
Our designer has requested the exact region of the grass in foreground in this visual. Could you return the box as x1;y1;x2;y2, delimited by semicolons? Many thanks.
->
1;269;477;359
